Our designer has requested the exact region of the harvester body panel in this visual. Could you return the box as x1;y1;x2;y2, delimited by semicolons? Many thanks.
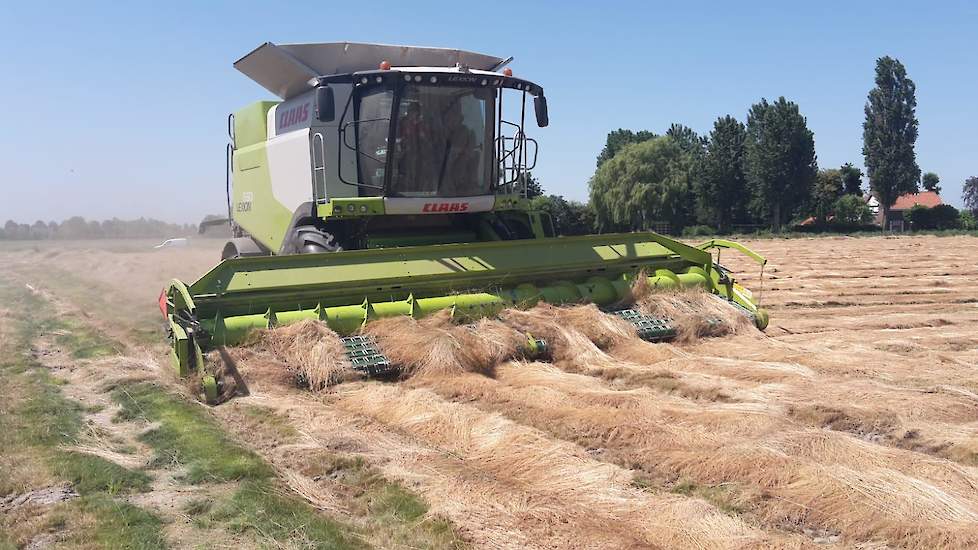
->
230;100;294;252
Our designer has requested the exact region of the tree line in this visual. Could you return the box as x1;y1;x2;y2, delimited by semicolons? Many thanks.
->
0;216;197;240
533;56;977;235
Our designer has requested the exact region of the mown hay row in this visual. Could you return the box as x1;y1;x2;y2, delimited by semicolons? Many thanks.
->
239;286;978;548
363;311;527;378
331;383;793;549
244;286;756;389
249;320;358;390
628;284;758;343
411;360;978;549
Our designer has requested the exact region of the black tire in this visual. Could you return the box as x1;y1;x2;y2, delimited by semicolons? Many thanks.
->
221;237;266;260
294;226;343;254
492;214;533;240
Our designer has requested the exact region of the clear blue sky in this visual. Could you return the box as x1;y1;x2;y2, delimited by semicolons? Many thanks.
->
1;0;975;224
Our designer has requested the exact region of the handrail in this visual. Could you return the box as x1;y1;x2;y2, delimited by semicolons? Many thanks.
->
697;238;767;307
225;143;234;223
696;239;767;266
312;132;327;202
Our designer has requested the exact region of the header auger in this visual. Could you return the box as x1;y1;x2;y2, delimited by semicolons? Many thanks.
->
161;41;768;388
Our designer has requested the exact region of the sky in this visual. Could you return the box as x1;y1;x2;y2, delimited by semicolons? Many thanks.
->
1;0;975;224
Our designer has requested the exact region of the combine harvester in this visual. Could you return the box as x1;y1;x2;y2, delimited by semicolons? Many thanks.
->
161;42;768;391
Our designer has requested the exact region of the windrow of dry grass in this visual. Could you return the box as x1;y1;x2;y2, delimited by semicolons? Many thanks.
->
250;320;357;390
246;287;751;390
242;292;978;547
628;281;757;342
228;294;811;548
329;383;796;549
415;359;978;548
214;236;978;549
363;311;528;378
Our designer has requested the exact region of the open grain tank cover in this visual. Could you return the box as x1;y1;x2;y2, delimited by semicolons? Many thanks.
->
234;41;507;100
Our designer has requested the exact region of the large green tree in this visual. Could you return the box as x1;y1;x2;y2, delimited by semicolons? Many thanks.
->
921;172;941;195
840;163;864;195
964;176;978;215
664;124;703;224
589;136;696;231
812;169;844;223
692;116;748;232
833;194;874;225
666;123;706;156
595;129;657;168
744;97;818;231
523;172;544;198
529;195;595;236
863;56;920;228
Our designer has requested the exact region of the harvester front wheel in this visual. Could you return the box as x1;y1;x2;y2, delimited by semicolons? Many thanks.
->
753;308;770;330
293;226;343;254
221;237;267;260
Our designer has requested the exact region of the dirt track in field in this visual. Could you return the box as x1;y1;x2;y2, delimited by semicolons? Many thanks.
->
3;235;978;549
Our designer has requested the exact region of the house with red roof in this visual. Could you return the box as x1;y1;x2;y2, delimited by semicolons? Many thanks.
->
876;191;942;230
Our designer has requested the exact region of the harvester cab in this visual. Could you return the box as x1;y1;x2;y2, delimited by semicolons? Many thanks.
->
163;41;770;396
226;42;550;258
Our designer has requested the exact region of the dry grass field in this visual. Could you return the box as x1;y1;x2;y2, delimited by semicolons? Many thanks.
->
2;234;977;549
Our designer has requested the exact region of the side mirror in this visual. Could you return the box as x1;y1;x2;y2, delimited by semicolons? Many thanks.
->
315;86;335;122
534;95;549;128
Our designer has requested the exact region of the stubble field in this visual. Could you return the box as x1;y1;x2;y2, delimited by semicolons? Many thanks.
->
2;234;977;549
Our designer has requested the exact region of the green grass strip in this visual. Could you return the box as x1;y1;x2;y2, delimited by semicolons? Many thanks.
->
51;452;152;495
213;480;364;549
0;276;166;546
112;382;272;483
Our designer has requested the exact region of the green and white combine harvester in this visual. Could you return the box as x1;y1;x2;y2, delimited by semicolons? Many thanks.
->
161;42;769;392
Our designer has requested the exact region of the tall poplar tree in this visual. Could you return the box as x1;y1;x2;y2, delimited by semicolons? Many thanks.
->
863;56;920;228
963;176;978;214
